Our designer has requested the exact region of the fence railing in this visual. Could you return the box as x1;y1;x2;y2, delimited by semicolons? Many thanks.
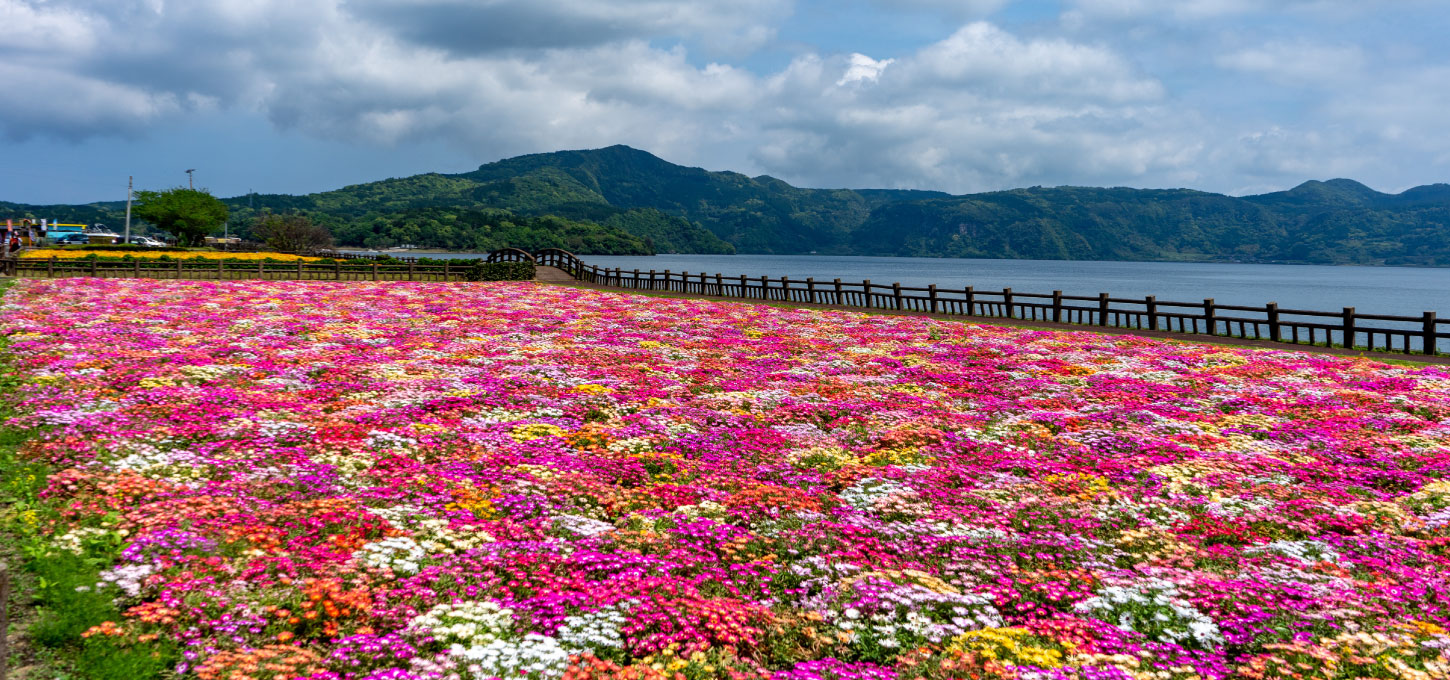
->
2;257;471;282
4;249;1446;356
569;265;1448;356
312;249;427;263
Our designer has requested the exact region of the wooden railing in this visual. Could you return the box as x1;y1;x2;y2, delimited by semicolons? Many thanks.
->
2;257;470;282
4;248;1445;356
568;265;1449;356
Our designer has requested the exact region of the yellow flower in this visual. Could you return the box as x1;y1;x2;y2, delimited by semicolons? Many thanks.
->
511;423;567;442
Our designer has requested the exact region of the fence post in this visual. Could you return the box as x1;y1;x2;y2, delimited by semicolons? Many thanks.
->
1203;299;1216;335
1052;290;1063;323
90;258;97;277
1342;307;1355;350
134;260;141;278
1002;288;1013;319
258;260;264;279
759;275;768;300
300;260;306;280
1266;302;1280;342
407;261;414;281
336;261;342;281
1423;311;1438;356
862;280;873;308
715;273;723;296
782;276;791;302
892;282;903;310
443;260;450;280
372;263;379;281
928;284;938;313
964;286;975;315
834;278;843;305
218;260;224;280
177;257;183;279
47;256;54;278
807;278;817;304
682;271;690;294
664;270;671;292
1098;293;1111;326
1146;295;1158;331
1;561;9;680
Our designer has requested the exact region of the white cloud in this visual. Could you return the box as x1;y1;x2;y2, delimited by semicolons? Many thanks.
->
341;0;790;56
1217;41;1365;86
1062;0;1373;23
906;22;1162;102
1;0;1446;197
836;53;894;86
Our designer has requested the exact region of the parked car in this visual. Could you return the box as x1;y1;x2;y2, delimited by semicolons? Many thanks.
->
128;236;166;247
52;233;91;245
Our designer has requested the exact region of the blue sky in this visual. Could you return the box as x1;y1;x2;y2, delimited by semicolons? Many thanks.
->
2;0;1447;204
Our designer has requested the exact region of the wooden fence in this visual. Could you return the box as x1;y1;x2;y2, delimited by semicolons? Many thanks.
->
4;248;1446;356
2;257;470;282
568;265;1449;356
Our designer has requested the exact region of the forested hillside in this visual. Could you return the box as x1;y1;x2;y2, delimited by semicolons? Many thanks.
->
6;146;1448;264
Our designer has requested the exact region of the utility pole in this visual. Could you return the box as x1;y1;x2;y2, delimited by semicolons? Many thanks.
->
186;169;195;190
124;176;133;244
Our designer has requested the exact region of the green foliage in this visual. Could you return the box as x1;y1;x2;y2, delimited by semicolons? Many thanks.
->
75;638;179;680
27;553;120;647
601;208;733;254
10;147;1450;263
131;188;230;247
332;208;655;254
465;260;536;281
252;212;334;252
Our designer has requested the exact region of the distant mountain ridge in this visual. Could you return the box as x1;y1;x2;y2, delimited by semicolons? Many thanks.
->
5;145;1448;264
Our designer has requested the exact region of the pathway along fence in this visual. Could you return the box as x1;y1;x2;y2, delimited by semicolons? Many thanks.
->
565;263;1449;356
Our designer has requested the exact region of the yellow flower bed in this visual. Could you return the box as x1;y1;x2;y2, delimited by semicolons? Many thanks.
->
20;249;324;262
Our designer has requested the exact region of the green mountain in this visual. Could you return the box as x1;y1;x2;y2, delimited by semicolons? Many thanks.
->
5;145;1449;265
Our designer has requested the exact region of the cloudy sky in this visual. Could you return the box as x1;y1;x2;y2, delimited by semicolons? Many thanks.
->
3;0;1447;204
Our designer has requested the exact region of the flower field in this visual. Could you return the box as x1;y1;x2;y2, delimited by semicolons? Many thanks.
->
3;277;1450;680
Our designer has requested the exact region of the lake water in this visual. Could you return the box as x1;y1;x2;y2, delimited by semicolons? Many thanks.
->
385;252;1450;317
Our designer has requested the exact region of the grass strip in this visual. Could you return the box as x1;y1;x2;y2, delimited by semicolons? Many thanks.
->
0;278;178;680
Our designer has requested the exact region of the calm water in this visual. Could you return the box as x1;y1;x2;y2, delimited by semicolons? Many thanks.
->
386;252;1450;317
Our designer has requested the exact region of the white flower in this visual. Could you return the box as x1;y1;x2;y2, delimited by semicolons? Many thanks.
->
353;537;427;574
407;601;517;647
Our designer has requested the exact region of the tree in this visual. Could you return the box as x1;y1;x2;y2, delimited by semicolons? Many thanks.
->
252;212;334;253
133;188;229;247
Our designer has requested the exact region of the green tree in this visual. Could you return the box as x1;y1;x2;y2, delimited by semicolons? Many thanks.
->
252;212;334;252
133;188;229;247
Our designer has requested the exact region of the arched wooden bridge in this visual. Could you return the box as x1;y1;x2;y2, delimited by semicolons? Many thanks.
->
485;247;587;282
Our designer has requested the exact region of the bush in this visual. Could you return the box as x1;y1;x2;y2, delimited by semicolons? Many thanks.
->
465;261;535;281
27;553;118;648
75;638;179;680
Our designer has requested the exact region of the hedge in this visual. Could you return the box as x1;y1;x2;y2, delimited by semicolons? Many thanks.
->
466;261;535;281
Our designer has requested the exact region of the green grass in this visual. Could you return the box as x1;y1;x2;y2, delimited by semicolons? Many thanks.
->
0;277;178;679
